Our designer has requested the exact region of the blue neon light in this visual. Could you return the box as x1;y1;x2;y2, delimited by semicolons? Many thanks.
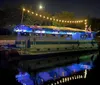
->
14;25;33;33
13;25;96;40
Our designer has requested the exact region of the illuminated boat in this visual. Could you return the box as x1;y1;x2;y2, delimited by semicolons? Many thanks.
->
14;25;98;55
13;25;99;85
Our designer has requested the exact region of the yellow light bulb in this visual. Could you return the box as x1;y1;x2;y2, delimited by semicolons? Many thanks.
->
56;19;58;22
77;21;79;23
67;21;69;23
50;18;52;20
53;18;55;21
23;8;25;11
47;17;49;19
70;21;72;23
59;20;61;22
40;15;42;17
85;25;88;27
36;13;38;16
85;22;87;25
62;20;64;23
27;10;30;13
85;19;87;22
32;12;34;14
43;16;45;18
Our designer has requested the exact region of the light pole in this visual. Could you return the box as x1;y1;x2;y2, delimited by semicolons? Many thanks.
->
21;8;25;24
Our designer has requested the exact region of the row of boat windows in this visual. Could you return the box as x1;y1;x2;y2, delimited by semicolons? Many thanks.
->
16;41;96;44
19;33;72;38
18;33;93;39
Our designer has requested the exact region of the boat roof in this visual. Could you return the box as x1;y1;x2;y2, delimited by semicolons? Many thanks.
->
30;25;86;32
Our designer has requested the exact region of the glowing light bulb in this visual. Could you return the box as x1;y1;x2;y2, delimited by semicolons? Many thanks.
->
85;19;87;22
50;18;52;20
36;13;38;16
27;10;30;13
67;21;69;23
43;16;45;18
59;20;61;22
53;18;55;21
56;19;58;22
23;8;25;11
32;12;34;14
40;15;42;17
47;17;49;19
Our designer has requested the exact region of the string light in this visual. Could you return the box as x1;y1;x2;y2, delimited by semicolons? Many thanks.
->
23;8;26;11
43;16;45;18
23;8;88;30
62;20;64;23
56;19;58;22
85;19;87;22
85;22;87;25
59;20;61;22
53;18;55;21
36;13;38;16
50;18;52;20
69;21;71;23
77;21;79;23
32;12;34;14
27;10;30;13
47;17;49;19
39;15;42;17
67;21;69;23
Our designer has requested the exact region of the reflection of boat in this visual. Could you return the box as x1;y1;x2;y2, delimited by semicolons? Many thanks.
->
16;63;91;85
14;25;98;55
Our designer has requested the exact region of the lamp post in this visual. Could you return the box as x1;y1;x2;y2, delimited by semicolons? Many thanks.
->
21;8;25;24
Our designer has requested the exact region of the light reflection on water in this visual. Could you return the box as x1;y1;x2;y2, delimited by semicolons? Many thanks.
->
16;62;92;85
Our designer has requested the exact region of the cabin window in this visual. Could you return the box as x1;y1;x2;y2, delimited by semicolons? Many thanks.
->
52;34;55;36
66;34;72;39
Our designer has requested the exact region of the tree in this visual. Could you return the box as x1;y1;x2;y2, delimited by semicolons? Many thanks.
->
3;7;22;25
53;11;75;27
23;10;52;25
0;10;6;27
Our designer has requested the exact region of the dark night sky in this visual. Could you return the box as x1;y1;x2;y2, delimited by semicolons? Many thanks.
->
0;0;100;18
